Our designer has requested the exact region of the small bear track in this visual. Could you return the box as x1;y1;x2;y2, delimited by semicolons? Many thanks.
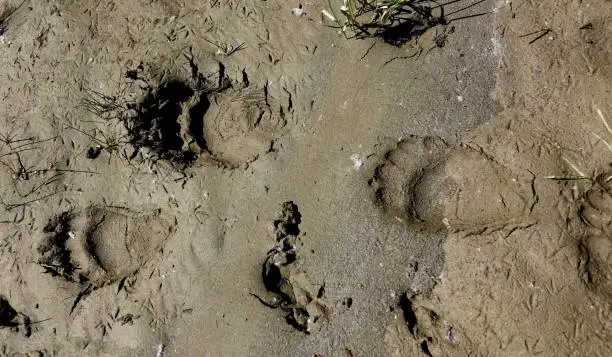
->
126;64;294;168
373;135;532;232
38;205;175;288
203;86;293;166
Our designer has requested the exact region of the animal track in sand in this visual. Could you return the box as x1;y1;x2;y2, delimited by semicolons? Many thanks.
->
126;75;293;168
202;86;293;167
373;135;532;232
579;170;612;298
39;205;175;288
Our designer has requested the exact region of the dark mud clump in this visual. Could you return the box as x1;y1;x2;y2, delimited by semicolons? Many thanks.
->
0;296;17;325
0;296;32;337
273;201;302;240
258;201;328;333
261;201;302;306
123;60;233;167
126;80;201;166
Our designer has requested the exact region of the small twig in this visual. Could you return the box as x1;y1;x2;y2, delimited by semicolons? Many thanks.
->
519;28;551;44
0;137;58;162
445;0;487;17
82;88;126;119
0;317;52;328
0;147;38;159
249;293;281;309
544;176;592;181
0;0;26;24
360;40;377;60
2;191;60;211
70;285;94;315
447;11;492;23
202;37;246;56
64;122;130;162
382;48;422;66
15;174;62;198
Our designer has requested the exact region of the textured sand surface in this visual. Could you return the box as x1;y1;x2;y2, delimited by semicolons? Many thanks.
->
0;0;610;356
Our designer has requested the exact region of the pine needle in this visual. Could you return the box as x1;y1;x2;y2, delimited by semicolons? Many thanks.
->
562;157;588;178
597;108;611;138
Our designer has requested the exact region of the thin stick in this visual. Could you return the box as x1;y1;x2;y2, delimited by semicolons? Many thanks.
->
545;176;591;181
444;0;486;17
597;108;611;137
562;157;587;178
447;11;492;23
15;174;62;198
519;28;551;44
0;0;26;23
0;147;38;158
3;191;60;211
360;40;377;60
592;132;612;153
383;48;422;66
0;317;53;328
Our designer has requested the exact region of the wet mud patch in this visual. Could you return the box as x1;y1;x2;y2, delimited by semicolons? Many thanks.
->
38;205;175;304
255;201;328;334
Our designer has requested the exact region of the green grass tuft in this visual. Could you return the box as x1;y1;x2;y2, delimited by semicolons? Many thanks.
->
324;0;445;45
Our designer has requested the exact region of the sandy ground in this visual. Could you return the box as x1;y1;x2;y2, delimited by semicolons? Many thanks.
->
0;0;610;356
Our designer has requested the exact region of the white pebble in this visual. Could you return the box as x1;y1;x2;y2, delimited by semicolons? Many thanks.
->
155;344;165;357
350;154;363;169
